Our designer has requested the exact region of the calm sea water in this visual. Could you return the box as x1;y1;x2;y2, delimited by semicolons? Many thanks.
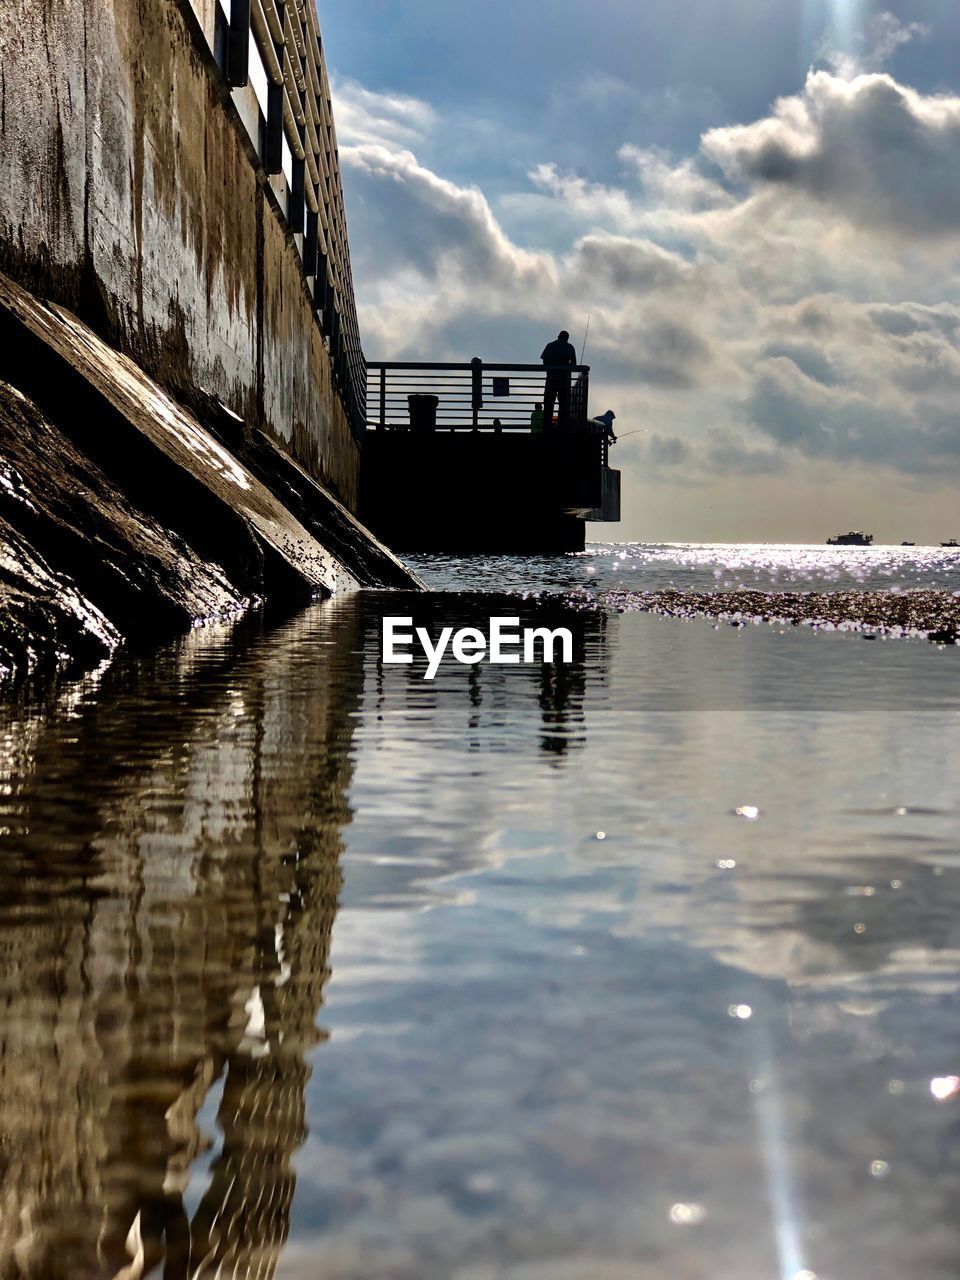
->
1;545;959;1279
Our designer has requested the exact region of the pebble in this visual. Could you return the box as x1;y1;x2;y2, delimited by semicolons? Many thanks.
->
566;587;960;641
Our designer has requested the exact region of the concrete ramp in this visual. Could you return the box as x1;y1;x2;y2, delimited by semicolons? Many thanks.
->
0;270;421;678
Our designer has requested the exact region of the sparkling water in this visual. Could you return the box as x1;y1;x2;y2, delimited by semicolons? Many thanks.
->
0;555;958;1279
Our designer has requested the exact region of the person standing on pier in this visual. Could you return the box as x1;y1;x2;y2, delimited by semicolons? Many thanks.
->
540;330;578;428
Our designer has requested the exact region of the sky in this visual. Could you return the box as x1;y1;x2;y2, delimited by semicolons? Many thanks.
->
318;0;960;543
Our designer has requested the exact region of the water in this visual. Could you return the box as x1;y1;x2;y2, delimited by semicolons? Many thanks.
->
412;541;960;594
1;547;959;1279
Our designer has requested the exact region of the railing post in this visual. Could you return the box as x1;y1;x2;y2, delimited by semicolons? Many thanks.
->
470;356;482;431
289;158;305;234
582;366;589;423
303;209;318;276
227;0;251;87
379;366;386;429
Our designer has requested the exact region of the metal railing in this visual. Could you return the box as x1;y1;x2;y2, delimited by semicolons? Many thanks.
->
213;0;367;443
365;360;591;433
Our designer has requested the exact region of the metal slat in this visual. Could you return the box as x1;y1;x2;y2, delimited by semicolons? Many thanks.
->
365;359;591;433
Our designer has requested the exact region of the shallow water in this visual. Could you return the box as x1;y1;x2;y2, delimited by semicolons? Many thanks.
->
412;540;960;594
1;568;959;1279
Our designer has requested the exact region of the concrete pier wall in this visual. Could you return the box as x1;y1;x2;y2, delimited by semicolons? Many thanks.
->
0;0;362;506
362;432;621;553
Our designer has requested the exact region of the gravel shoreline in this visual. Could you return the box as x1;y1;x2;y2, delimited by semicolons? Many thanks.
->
577;587;960;642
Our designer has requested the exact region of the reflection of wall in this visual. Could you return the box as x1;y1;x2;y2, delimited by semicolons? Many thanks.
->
0;601;363;1279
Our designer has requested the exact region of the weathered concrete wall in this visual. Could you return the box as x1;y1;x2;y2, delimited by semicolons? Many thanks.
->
0;0;360;507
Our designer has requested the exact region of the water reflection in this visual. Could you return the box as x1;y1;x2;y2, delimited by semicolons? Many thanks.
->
362;593;613;761
0;593;614;1278
310;608;960;1279
0;593;959;1279
0;605;362;1279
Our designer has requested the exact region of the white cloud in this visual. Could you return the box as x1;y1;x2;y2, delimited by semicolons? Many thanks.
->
617;145;735;212
527;163;643;234
342;143;552;290
822;10;930;79
332;79;436;150
337;69;960;512
864;11;930;66
703;71;960;238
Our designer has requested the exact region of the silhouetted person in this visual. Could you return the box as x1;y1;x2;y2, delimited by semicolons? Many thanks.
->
540;330;577;428
591;409;617;444
530;402;545;433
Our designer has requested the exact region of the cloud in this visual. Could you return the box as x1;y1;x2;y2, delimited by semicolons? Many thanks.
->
528;163;643;233
703;71;960;238
589;310;715;390
341;143;552;289
704;427;783;476
645;433;693;468
864;12;930;66
744;298;960;471
332;79;436;149
567;234;694;295
337;67;960;492
618;145;735;212
823;11;930;79
641;427;783;479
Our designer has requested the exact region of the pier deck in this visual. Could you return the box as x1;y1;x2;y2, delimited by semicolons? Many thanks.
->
360;361;621;553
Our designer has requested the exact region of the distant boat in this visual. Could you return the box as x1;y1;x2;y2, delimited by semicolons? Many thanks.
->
827;531;874;546
901;541;915;546
942;539;960;548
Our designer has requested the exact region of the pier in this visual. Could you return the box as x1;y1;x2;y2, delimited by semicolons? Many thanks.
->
361;360;621;552
0;0;621;680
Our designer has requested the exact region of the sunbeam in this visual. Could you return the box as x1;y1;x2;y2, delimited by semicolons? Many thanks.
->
751;1031;815;1280
826;0;870;59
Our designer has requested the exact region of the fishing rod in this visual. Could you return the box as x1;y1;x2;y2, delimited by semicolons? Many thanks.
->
615;428;647;439
579;315;591;364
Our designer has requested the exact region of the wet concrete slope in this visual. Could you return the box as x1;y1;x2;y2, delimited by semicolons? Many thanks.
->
0;271;421;681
